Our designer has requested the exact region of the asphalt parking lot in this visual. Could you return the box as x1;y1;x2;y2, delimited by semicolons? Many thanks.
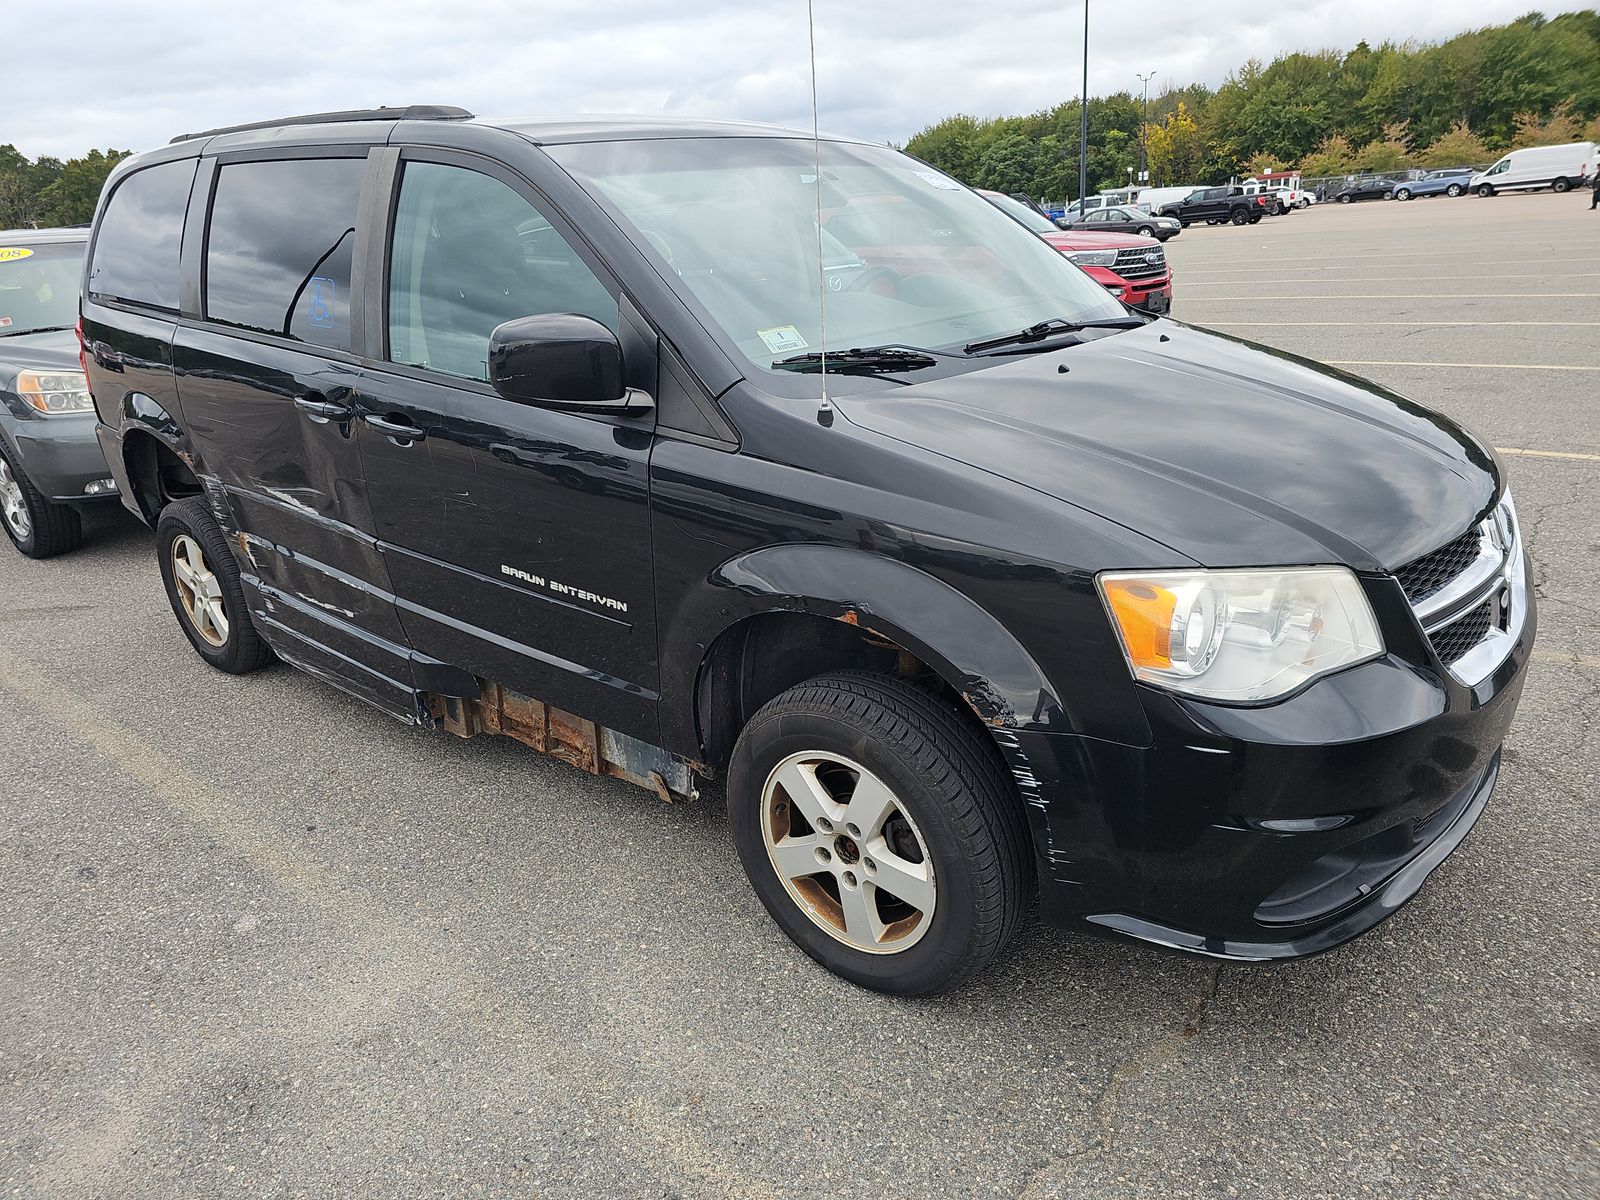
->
3;191;1598;1200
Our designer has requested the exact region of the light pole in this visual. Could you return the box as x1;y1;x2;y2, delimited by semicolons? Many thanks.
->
1077;1;1089;211
1136;71;1155;187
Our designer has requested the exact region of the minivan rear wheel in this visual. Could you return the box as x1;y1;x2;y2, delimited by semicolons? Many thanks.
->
727;671;1029;995
156;497;273;674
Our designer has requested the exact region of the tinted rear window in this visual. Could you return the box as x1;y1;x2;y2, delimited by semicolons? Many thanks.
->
205;157;365;351
87;159;196;310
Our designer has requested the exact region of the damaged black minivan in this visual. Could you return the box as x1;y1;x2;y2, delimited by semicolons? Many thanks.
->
82;107;1532;994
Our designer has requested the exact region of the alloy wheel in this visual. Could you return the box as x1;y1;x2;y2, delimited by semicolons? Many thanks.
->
171;533;230;647
0;458;30;541
760;750;936;954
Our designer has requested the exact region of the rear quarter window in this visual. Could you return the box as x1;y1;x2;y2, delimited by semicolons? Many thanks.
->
204;156;365;351
87;159;197;311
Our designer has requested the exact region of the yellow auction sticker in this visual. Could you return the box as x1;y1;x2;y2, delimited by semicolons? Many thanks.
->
0;247;35;263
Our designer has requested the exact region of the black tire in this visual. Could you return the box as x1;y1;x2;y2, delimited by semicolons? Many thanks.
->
1248;211;1262;224
1230;208;1250;225
1552;177;1570;194
1478;184;1494;197
155;496;273;674
1446;183;1463;197
1338;193;1352;203
1395;188;1411;201
1136;225;1154;237
727;671;1030;996
0;440;82;559
1179;219;1190;227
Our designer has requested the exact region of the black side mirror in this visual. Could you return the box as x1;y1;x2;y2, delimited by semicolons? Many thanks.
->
488;313;633;410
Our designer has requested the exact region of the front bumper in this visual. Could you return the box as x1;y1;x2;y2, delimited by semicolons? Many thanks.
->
1017;577;1534;961
1082;265;1172;313
2;412;117;501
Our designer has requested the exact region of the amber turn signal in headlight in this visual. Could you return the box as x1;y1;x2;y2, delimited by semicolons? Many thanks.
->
1098;566;1384;702
17;369;93;415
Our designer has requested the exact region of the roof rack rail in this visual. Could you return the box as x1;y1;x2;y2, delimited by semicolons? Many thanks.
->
170;105;474;145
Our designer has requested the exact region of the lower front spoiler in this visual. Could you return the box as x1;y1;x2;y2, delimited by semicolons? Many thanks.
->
1082;752;1500;962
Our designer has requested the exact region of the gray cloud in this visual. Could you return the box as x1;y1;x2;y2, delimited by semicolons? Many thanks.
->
7;0;1591;158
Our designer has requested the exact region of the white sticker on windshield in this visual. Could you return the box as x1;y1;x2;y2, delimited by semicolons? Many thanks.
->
914;170;962;191
757;325;809;353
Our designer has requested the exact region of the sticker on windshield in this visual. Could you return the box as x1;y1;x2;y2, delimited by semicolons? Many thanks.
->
757;325;809;353
913;170;962;191
0;247;35;263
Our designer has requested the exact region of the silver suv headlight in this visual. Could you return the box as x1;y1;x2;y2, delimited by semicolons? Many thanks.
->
1097;566;1384;702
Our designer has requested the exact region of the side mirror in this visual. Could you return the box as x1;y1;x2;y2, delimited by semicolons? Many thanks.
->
488;313;631;410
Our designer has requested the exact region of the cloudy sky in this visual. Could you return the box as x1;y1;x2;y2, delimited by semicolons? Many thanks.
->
7;1;1592;158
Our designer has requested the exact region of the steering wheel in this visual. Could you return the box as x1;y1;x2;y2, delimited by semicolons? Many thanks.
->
833;264;901;296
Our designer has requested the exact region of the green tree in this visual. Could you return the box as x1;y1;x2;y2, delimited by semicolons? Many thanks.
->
38;149;130;225
972;133;1040;194
1300;133;1355;177
1353;123;1412;172
1417;120;1492;167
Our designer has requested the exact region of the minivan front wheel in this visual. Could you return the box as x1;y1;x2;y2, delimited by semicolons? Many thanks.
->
728;671;1029;995
156;497;272;674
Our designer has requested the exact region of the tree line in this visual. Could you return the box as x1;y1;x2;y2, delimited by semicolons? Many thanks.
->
0;145;130;229
904;10;1600;199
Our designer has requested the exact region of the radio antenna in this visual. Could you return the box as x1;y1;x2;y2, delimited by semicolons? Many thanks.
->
805;0;833;426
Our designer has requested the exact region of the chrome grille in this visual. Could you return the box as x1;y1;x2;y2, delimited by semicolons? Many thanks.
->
1429;598;1496;665
1396;528;1481;604
1399;497;1525;686
1112;246;1167;282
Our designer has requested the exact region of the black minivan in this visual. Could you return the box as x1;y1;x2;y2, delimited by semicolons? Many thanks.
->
83;107;1532;994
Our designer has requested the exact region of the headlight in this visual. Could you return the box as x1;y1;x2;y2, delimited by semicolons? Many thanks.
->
1067;250;1118;267
16;369;93;415
1097;566;1383;702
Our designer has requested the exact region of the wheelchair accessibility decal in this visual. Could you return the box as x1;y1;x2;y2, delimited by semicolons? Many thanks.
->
307;276;335;329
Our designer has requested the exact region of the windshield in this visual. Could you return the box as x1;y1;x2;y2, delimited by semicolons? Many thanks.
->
549;137;1126;373
0;241;84;336
982;192;1059;234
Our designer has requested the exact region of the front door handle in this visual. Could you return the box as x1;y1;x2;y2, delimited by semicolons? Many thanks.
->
363;412;427;444
294;394;353;422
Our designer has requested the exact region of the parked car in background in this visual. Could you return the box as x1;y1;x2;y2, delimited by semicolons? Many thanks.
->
1392;169;1475;201
1242;181;1306;210
0;227;118;558
1157;186;1274;225
1471;142;1596;196
982;191;1173;311
84;107;1530;996
1134;185;1198;214
1056;203;1182;241
1332;177;1397;203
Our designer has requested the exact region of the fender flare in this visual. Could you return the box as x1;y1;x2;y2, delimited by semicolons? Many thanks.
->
659;543;1069;751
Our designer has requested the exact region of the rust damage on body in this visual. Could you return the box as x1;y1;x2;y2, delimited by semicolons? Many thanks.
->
427;683;696;803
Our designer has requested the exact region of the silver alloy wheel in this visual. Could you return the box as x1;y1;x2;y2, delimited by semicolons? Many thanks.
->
171;533;230;647
0;458;30;541
760;750;936;954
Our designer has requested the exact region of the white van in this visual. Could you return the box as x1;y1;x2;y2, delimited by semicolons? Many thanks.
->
1135;186;1198;214
1471;142;1596;196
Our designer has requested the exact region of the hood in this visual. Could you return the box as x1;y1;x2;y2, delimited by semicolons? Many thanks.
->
835;322;1498;572
0;328;79;385
1039;230;1160;253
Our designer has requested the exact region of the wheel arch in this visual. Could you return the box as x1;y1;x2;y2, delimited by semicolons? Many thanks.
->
115;396;204;524
665;543;1065;772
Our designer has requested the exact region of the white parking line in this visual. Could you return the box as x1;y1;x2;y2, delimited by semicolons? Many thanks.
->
1171;244;1600;268
1495;447;1600;462
1326;360;1594;371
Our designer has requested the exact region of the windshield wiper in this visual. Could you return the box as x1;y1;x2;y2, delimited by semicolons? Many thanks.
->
772;346;940;375
963;315;1146;355
0;323;73;338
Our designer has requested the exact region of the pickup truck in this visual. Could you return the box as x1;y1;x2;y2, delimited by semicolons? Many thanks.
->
1157;186;1276;226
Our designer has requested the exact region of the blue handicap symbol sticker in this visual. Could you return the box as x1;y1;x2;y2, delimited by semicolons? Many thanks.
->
307;276;335;329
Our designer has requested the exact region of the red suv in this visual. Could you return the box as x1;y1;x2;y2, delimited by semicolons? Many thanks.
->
980;191;1173;314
